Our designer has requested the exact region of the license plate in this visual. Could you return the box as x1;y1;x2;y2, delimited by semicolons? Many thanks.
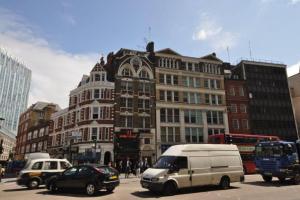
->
110;175;117;180
264;172;272;176
142;182;149;187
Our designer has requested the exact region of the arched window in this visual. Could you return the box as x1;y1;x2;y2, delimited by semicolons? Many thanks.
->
139;69;149;79
122;67;133;77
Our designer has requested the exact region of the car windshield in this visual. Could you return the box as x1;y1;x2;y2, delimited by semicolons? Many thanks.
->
96;166;117;174
153;156;177;169
256;144;283;157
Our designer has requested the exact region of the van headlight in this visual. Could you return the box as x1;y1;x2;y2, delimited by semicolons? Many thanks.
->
151;177;160;182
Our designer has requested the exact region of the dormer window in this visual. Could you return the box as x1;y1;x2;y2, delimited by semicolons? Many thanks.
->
122;67;133;77
139;69;149;79
95;74;101;81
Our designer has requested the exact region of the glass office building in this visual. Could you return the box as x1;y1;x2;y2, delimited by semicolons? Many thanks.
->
0;49;31;135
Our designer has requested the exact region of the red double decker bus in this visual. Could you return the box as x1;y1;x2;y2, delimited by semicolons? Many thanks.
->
208;133;280;174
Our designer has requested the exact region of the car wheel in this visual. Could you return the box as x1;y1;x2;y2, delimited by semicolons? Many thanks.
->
219;176;230;189
278;177;286;183
48;182;59;193
262;175;272;183
163;182;177;196
106;186;115;193
86;183;96;196
293;174;300;185
27;179;39;189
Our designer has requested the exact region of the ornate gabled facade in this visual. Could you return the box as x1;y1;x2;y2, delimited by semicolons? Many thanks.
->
106;43;156;164
48;59;115;165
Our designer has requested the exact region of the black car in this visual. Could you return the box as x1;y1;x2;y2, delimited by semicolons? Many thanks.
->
45;165;119;196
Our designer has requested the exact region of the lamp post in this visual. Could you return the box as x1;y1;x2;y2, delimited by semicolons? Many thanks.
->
0;118;5;156
0;117;4;129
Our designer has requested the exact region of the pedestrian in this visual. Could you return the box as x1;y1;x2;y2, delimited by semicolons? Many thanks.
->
118;160;123;174
125;157;131;179
136;159;142;177
0;164;2;182
143;157;149;172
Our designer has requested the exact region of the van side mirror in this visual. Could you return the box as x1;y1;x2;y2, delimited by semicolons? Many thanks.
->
168;165;179;173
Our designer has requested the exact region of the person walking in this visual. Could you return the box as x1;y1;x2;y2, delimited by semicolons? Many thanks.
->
143;157;149;172
136;159;143;177
125;158;131;179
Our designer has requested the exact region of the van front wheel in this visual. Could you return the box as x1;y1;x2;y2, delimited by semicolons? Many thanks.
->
163;182;177;196
262;175;272;182
219;177;230;189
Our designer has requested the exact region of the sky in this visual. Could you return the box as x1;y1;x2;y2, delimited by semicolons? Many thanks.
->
0;0;300;108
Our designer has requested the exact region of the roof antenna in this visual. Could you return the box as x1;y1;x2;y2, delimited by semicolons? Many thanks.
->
226;46;231;63
248;40;253;60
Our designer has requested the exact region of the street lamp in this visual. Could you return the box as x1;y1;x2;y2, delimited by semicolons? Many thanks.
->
0;117;4;129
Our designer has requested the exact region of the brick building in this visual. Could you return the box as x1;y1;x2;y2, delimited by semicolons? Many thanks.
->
224;68;250;133
48;59;115;165
15;102;59;160
106;43;156;164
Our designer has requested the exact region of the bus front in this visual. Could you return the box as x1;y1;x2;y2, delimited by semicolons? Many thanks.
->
255;141;298;182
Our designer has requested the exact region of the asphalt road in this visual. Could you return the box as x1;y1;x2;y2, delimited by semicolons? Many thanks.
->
1;175;300;200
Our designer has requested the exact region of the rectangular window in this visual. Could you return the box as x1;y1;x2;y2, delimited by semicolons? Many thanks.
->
183;92;188;103
161;127;166;142
229;87;235;96
190;93;196;104
217;95;223;105
205;94;210;104
159;90;165;101
92;127;97;140
174;109;180;123
195;78;201;88
168;127;174;142
159;74;165;84
174;127;180;142
211;95;216;105
166;74;172;84
230;104;237;113
167;109;173;122
160;108;166;122
216;80;221;89
233;119;239;130
240;104;247;113
174;91;179;102
210;80;216;89
166;91;172;101
239;87;245;96
242;119;249;130
173;75;178;85
182;76;188;87
94;89;100;99
204;79;209;88
93;107;99;119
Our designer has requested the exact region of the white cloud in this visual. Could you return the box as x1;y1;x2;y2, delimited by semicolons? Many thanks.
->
0;7;98;108
192;15;238;51
289;0;300;4
287;62;300;76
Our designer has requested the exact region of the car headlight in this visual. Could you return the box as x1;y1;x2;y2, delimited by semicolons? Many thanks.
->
151;177;160;182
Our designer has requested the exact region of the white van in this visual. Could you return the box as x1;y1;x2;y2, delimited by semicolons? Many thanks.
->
17;158;71;189
141;144;244;195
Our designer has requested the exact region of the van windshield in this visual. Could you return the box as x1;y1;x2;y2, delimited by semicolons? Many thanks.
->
153;156;187;170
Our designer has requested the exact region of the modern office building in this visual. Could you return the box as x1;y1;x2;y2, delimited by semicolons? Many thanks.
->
0;49;31;135
288;71;300;138
48;59;115;165
14;102;59;160
232;60;297;141
155;48;228;156
105;43;156;164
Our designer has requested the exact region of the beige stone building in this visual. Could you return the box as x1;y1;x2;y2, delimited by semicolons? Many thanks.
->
288;71;300;138
0;126;15;161
155;49;228;156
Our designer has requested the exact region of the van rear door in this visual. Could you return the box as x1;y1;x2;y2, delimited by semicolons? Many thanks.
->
189;156;211;186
